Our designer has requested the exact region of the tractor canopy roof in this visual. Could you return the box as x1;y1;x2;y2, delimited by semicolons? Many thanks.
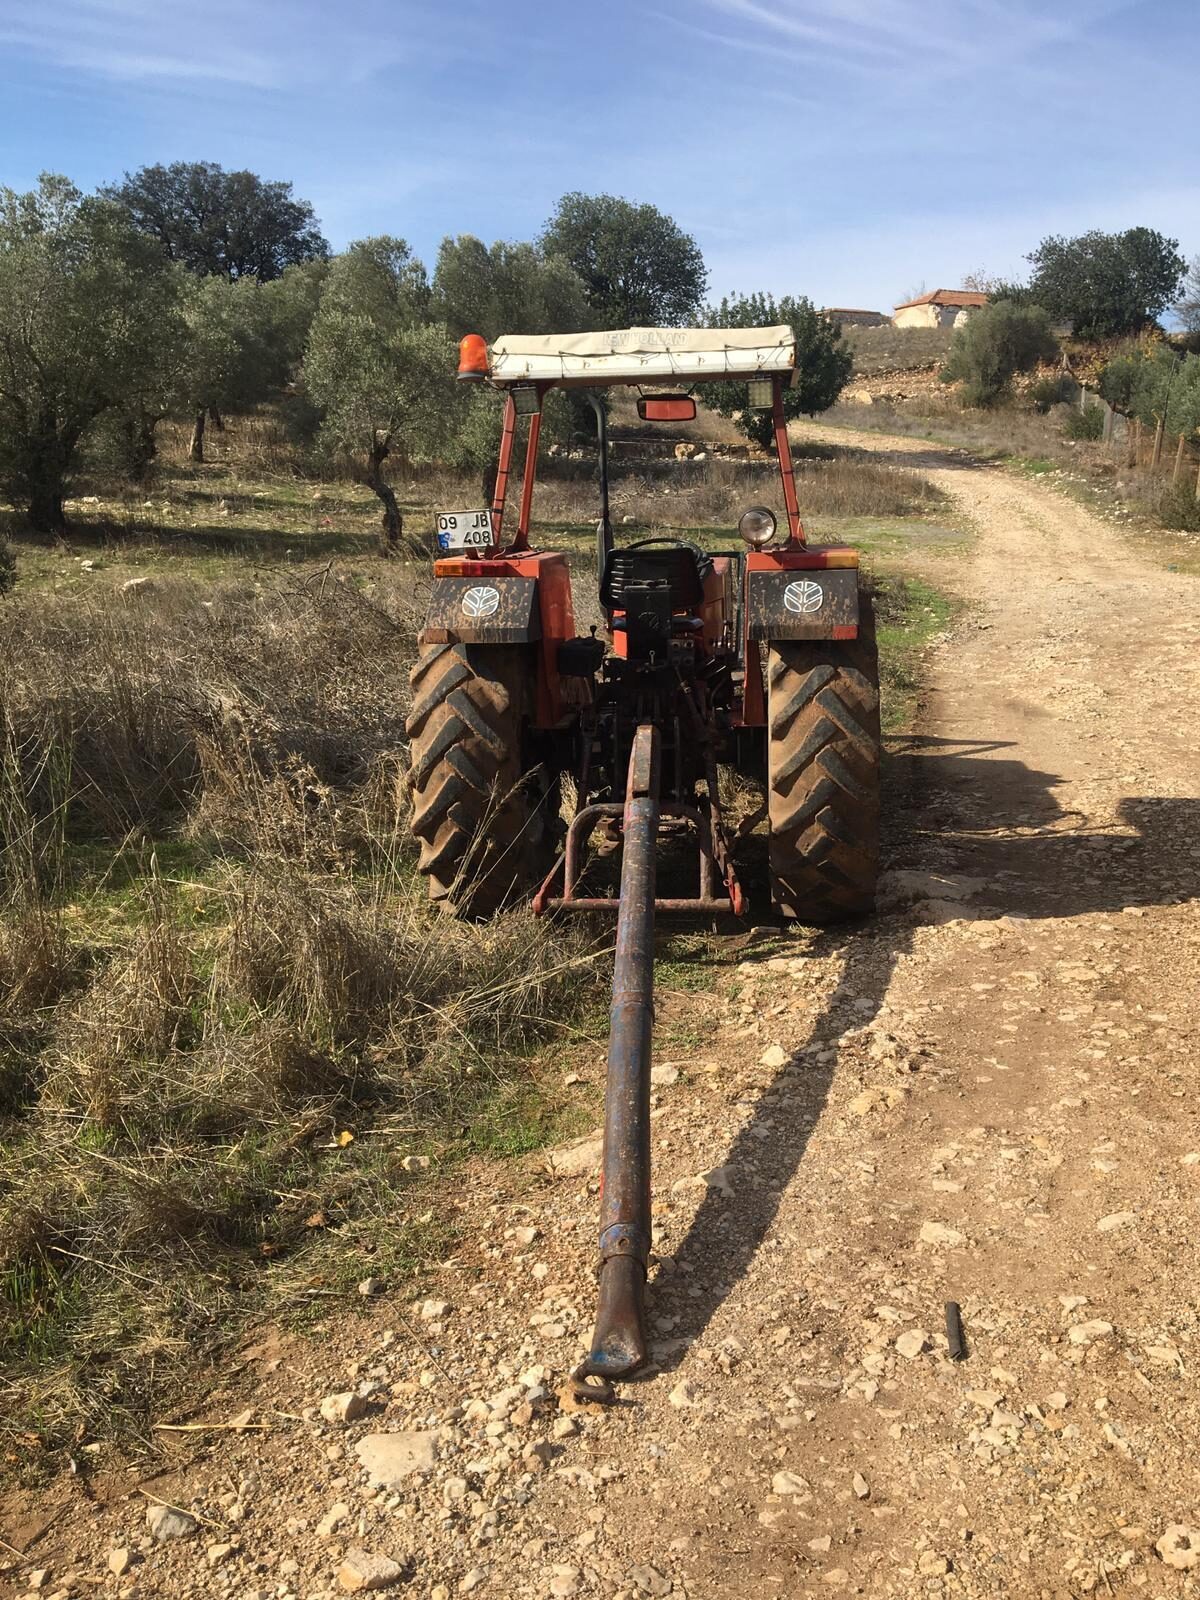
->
481;325;796;390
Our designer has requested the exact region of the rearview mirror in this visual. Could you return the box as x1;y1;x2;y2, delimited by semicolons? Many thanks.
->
637;394;697;423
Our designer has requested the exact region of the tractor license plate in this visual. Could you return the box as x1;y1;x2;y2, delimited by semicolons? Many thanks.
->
436;510;493;551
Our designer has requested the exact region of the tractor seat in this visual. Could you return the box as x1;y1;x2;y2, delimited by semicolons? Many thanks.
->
600;539;712;612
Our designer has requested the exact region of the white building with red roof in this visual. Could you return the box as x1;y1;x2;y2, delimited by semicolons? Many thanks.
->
892;288;989;329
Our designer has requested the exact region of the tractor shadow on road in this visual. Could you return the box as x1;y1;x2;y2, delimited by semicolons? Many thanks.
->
652;733;1200;1366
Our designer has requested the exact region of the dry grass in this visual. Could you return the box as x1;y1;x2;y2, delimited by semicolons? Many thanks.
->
514;454;945;535
0;571;602;1460
843;325;957;376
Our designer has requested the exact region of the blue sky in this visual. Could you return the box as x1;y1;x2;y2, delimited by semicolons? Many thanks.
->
1;0;1196;313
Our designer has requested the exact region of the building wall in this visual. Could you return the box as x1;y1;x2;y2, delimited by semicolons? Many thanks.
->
893;303;940;329
894;303;982;329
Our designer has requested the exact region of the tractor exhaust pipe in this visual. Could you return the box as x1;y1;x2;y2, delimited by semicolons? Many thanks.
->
581;724;658;1383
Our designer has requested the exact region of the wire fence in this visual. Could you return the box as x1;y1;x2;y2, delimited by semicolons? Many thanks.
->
1078;386;1200;500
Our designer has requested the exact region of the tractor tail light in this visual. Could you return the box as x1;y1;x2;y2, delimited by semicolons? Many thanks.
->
457;333;490;381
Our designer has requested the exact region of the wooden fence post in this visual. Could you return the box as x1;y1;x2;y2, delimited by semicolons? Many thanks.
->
1172;433;1186;485
1195;457;1200;504
1151;417;1165;470
1129;416;1141;468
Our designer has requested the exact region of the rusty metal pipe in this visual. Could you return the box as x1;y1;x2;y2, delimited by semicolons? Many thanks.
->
582;727;658;1379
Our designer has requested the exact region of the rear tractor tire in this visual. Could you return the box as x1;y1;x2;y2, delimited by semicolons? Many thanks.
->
406;642;556;916
766;597;881;923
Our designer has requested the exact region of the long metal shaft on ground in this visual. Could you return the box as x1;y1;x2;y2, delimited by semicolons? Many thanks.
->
583;723;659;1380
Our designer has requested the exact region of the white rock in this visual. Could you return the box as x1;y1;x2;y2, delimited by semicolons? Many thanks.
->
419;1299;451;1321
650;1064;679;1086
1096;1211;1135;1233
698;1165;734;1196
895;1329;929;1360
669;1380;699;1409
355;1430;437;1486
547;1136;603;1179
771;1470;809;1496
459;1569;486;1594
919;1221;965;1248
206;1542;233;1567
1067;1319;1114;1347
848;1087;904;1117
760;1045;788;1069
146;1503;198;1542
1157;1525;1200;1570
966;1388;1004;1410
401;1155;430;1172
852;1471;870;1499
358;1277;385;1297
338;1547;406;1591
107;1549;134;1577
317;1501;351;1538
321;1391;369;1424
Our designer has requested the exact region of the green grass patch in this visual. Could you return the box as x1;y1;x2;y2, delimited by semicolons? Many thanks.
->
873;572;956;732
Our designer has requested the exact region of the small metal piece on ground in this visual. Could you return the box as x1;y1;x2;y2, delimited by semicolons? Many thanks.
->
567;1365;618;1407
945;1300;967;1361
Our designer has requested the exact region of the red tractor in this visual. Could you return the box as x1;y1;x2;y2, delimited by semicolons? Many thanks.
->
407;326;880;1394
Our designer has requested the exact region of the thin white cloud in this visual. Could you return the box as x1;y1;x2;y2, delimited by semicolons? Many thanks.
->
693;0;1119;87
0;0;413;89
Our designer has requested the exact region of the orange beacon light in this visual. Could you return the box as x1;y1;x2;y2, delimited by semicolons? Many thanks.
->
457;333;489;381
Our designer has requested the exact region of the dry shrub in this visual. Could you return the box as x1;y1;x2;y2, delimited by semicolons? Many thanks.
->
0;766;600;1447
0;571;420;838
44;897;198;1132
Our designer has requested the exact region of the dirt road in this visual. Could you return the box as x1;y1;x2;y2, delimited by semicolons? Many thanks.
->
8;432;1200;1599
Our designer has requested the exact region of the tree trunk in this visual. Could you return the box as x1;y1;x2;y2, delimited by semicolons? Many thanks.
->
208;406;225;432
364;440;403;557
189;408;207;463
123;414;159;483
27;478;67;538
24;427;72;539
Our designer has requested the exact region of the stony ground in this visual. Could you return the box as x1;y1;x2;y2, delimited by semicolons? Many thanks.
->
4;427;1199;1600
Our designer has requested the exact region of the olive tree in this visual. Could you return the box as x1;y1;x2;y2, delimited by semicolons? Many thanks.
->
1026;228;1186;338
0;175;186;534
541;193;707;328
305;238;463;554
703;293;853;447
431;235;589;340
940;300;1058;407
1099;345;1200;436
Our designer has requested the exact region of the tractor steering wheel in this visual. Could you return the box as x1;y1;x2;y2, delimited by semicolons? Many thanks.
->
622;535;710;563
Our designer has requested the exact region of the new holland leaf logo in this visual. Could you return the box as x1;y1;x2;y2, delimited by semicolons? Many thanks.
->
783;579;824;615
462;586;500;619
